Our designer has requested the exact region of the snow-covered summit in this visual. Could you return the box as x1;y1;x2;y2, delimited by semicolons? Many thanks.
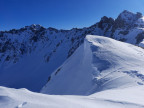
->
1;10;144;92
1;10;144;108
26;24;44;30
116;10;142;25
41;35;144;95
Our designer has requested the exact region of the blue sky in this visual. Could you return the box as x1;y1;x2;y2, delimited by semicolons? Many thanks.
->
1;0;144;31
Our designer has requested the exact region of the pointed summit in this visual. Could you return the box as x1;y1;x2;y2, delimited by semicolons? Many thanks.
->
113;10;143;29
24;24;44;30
121;10;133;14
97;16;114;30
30;24;44;29
100;16;114;23
117;10;143;22
118;10;136;21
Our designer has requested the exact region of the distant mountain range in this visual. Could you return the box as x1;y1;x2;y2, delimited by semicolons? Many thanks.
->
1;10;144;108
0;10;144;92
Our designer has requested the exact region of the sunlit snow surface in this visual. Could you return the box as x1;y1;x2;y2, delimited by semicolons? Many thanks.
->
41;35;144;95
1;11;144;92
0;86;144;108
1;35;144;108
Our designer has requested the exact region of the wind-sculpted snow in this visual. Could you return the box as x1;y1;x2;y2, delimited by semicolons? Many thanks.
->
1;10;144;92
1;86;144;108
41;35;144;95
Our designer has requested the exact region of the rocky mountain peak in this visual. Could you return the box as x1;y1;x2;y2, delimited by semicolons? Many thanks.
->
30;24;42;28
116;10;142;24
1;10;144;92
136;12;143;19
112;10;143;29
100;16;114;23
120;10;142;19
97;16;114;30
24;24;45;31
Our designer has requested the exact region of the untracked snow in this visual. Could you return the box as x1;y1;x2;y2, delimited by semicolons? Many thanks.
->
1;35;144;108
1;86;144;108
41;35;144;95
1;11;144;92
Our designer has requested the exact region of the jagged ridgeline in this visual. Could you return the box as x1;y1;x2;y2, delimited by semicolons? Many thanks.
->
0;10;144;92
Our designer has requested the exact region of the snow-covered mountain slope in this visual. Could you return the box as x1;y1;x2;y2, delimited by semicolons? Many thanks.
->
1;10;144;92
1;86;144;108
0;25;85;92
41;35;144;95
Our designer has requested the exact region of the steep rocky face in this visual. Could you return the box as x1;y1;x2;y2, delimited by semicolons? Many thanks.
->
0;10;144;91
0;25;46;64
97;16;114;30
114;10;142;29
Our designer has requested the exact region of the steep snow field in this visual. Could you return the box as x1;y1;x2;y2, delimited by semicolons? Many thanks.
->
1;11;144;92
0;86;144;108
41;35;144;95
1;35;144;108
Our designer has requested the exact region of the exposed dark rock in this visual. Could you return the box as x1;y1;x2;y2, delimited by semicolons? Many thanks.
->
119;38;127;42
118;30;129;35
55;67;61;75
136;32;144;44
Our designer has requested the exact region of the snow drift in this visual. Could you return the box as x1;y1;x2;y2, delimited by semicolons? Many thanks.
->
41;35;144;95
1;11;144;92
1;86;144;108
1;35;144;108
